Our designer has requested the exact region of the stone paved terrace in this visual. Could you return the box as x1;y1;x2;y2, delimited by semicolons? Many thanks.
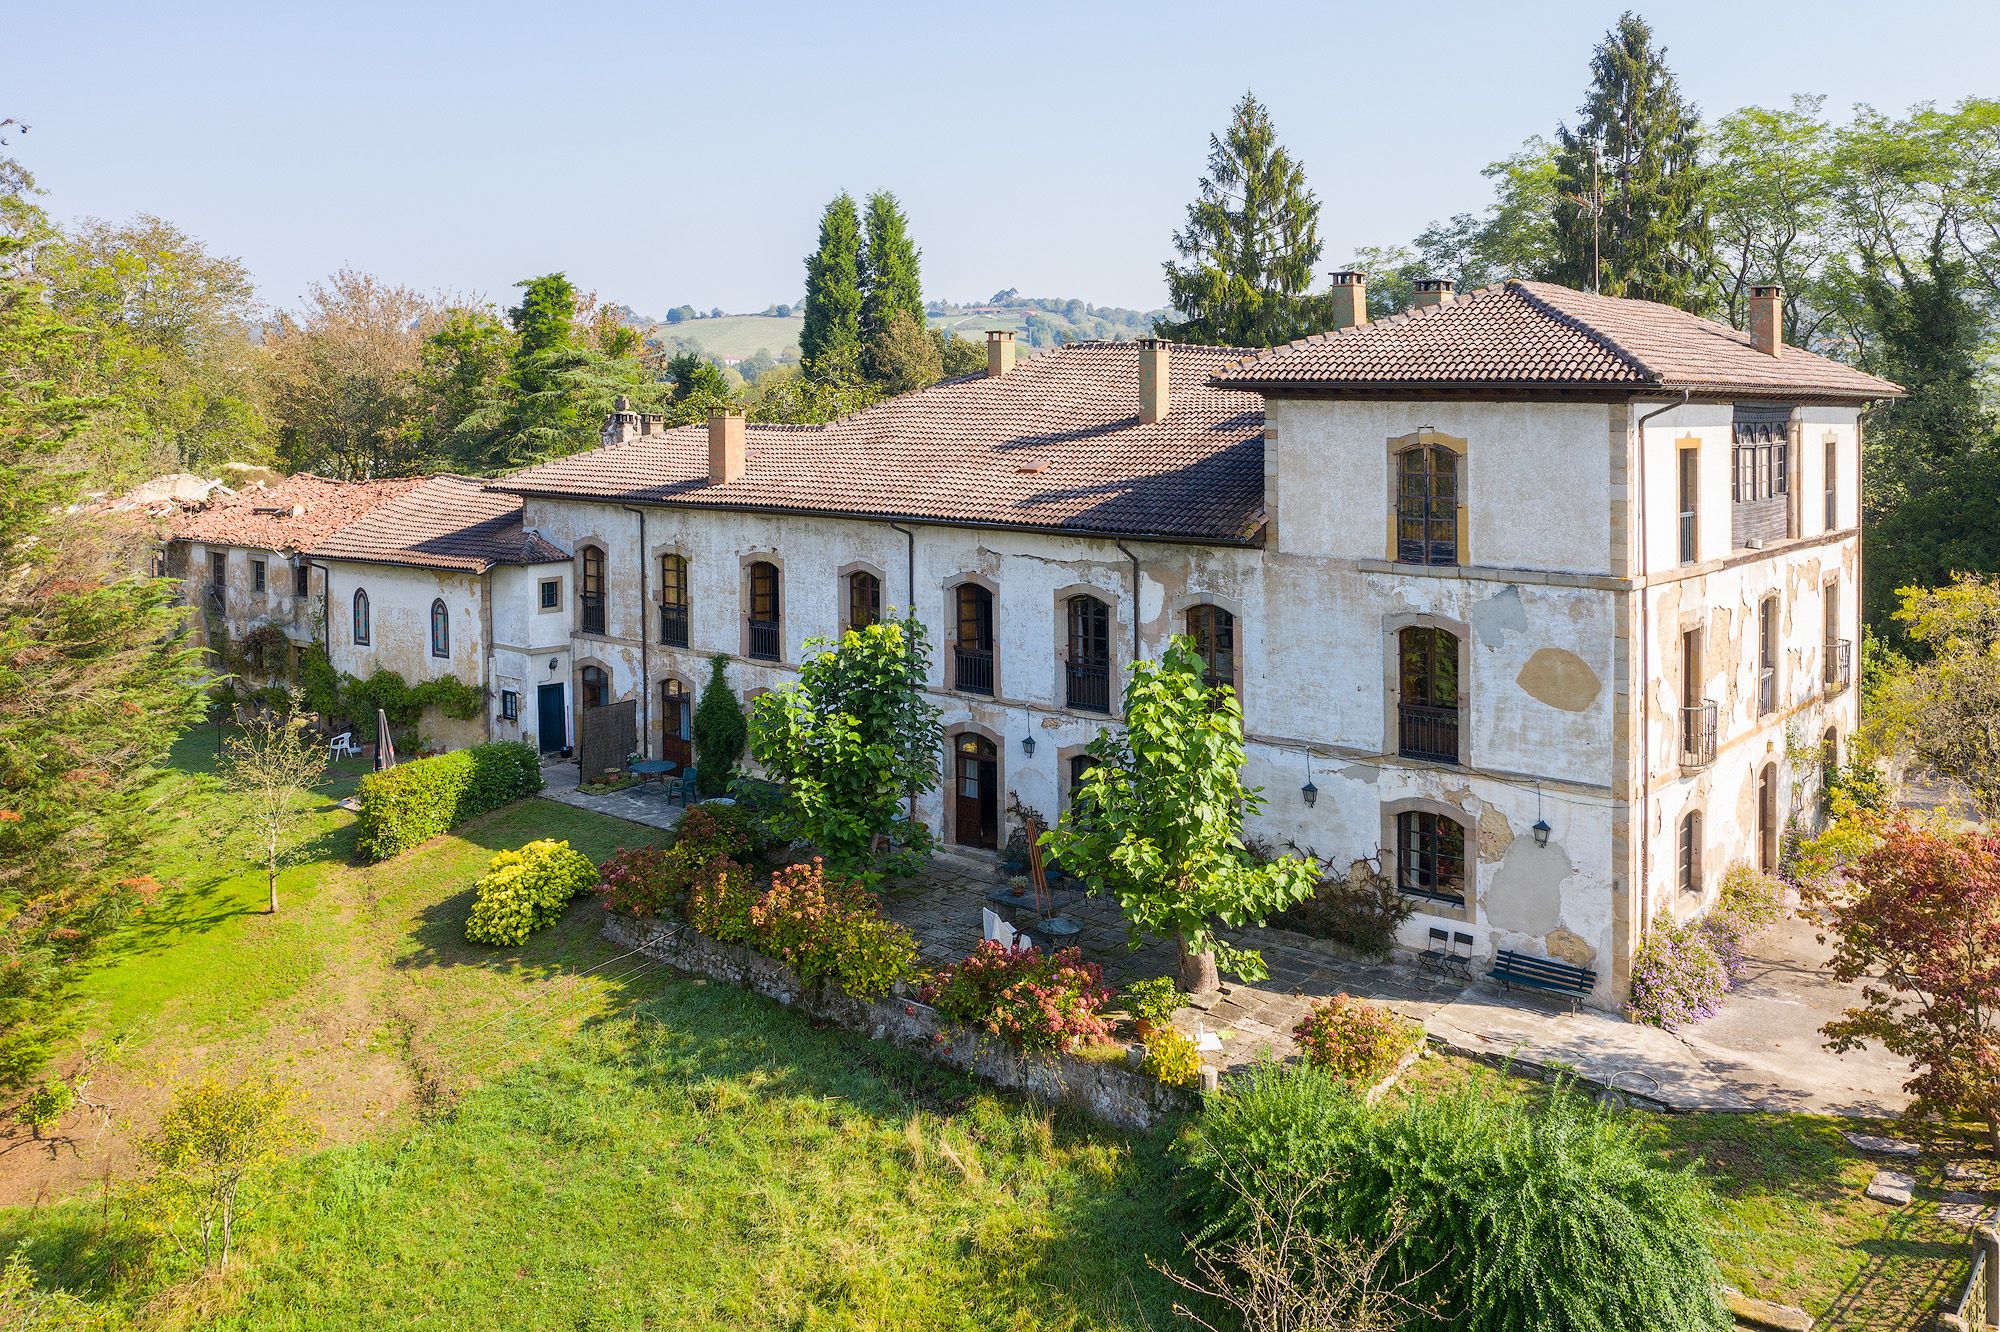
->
540;757;688;832
883;849;1917;1116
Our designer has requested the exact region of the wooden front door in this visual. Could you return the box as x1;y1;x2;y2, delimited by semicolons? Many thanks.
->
953;734;999;849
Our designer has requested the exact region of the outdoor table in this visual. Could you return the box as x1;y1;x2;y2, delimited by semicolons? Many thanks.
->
628;759;677;786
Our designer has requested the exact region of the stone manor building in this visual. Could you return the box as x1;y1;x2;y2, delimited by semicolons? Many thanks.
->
167;276;1899;1009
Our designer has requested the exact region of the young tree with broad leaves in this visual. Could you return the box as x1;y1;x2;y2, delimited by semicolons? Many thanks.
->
1043;637;1317;995
1548;13;1714;309
1873;576;2000;815
223;693;328;914
1157;91;1330;347
748;616;943;876
1816;814;2000;1149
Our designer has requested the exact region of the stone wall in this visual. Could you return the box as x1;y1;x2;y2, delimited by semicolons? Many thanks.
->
602;912;1198;1133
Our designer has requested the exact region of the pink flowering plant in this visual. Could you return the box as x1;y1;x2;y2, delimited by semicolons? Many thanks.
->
746;859;917;1000
1289;993;1422;1085
595;845;680;918
920;940;1116;1055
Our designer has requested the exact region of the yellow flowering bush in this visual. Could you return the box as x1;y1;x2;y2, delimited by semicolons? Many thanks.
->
464;839;598;946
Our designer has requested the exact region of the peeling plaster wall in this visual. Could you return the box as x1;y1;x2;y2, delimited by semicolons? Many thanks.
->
322;561;491;750
173;541;322;663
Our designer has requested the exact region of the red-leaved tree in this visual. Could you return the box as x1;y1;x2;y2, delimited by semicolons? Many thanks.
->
1820;815;2000;1148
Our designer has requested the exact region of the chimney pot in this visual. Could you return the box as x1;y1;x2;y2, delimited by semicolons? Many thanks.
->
1749;284;1784;356
1328;270;1368;330
986;329;1016;378
1412;278;1456;310
707;406;746;485
1138;339;1170;425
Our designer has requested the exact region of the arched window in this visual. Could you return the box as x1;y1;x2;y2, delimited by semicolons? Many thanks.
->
1185;604;1236;692
430;598;449;658
352;588;371;645
848;570;881;631
1065;594;1111;712
1398;626;1461;763
659;553;689;647
1396;444;1460;565
580;665;609;711
1396;809;1466;907
953;583;995;695
661;677;692;766
746;561;780;660
580;545;606;635
1677;811;1703;895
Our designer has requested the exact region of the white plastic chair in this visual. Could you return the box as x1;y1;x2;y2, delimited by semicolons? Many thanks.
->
328;731;359;759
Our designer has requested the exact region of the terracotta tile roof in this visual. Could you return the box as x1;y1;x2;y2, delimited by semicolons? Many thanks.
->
169;474;427;554
494;343;1268;544
1215;280;1903;402
308;476;569;573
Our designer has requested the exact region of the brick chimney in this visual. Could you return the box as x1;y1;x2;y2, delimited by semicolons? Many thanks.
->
1138;339;1170;424
1749;284;1784;356
707;406;745;485
1328;270;1368;330
603;393;641;446
986;329;1015;378
1412;278;1455;310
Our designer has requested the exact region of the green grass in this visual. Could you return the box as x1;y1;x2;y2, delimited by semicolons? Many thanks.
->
2;731;1186;1329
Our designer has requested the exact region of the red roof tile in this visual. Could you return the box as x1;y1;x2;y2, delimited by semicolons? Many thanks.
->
169;475;427;554
1216;280;1903;402
308;476;568;573
494;343;1268;545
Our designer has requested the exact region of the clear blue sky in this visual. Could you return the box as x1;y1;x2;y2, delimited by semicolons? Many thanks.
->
10;0;1997;316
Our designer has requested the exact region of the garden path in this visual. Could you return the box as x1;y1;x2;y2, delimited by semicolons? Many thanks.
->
885;851;1915;1117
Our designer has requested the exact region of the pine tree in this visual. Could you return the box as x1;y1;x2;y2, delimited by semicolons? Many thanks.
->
799;194;862;375
1548;13;1714;309
509;273;578;361
859;191;923;348
1157;92;1328;347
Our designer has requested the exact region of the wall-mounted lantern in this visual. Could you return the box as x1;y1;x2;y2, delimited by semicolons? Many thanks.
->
1301;752;1317;808
1021;734;1036;757
1532;819;1551;848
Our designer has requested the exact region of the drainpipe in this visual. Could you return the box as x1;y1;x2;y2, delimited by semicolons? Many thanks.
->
622;505;651;758
1114;540;1142;661
1632;389;1690;947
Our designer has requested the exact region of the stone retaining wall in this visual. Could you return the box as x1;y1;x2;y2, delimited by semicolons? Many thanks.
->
604;912;1200;1132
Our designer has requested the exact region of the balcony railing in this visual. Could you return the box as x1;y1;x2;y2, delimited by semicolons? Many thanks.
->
747;618;780;662
1758;667;1777;716
580;592;606;636
1397;702;1460;764
1678;511;1697;564
1680;700;1718;769
1065;659;1111;713
954;645;995;695
659;604;689;648
1824;638;1852;691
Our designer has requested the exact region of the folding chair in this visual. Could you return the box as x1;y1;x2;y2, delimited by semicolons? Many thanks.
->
1416;926;1450;974
1445;931;1477;981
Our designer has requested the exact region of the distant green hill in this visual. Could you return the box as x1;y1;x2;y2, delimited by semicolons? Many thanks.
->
642;295;1170;365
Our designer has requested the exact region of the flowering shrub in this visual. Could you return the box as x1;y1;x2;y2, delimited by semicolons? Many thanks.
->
685;856;759;944
921;941;1115;1055
1629;913;1729;1030
595;845;681;918
1700;864;1786;980
1289;994;1423;1085
746;859;916;999
677;801;764;861
1142;1025;1204;1088
464;839;598;946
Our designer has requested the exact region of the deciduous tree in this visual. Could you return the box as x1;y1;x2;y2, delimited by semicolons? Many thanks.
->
1874;575;2000;816
137;1073;309;1271
1158;92;1329;347
1043;637;1317;994
223;693;328;914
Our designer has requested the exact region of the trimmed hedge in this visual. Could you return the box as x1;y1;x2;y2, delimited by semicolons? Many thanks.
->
355;741;543;861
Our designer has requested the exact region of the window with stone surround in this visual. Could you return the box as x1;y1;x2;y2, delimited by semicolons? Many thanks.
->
1389;430;1466;566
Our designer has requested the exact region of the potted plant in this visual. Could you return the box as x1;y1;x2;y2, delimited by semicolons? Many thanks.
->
1124;975;1184;1040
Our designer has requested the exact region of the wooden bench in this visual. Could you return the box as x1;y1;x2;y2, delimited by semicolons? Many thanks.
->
1489;949;1595;1010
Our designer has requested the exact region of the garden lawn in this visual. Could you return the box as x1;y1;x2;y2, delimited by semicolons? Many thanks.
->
1;730;1186;1329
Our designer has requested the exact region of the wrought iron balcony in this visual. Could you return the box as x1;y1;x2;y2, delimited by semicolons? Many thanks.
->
1680;700;1718;770
1397;703;1460;764
954;645;995;696
1824;638;1852;691
659;604;689;648
1758;667;1777;716
1678;511;1697;564
747;618;780;662
1065;659;1111;713
579;592;606;636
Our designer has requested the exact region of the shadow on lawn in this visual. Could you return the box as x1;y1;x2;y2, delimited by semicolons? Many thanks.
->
1815;1205;1972;1332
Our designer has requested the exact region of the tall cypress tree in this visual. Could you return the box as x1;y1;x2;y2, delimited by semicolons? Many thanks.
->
1156;91;1327;347
860;191;923;346
1548;13;1714;309
799;194;862;375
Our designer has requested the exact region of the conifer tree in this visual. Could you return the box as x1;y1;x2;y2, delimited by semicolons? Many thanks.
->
1157;91;1328;347
799;194;862;374
1548;13;1714;309
859;191;923;348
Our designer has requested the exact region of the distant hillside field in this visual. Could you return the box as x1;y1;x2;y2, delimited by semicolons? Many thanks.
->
645;299;1170;363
